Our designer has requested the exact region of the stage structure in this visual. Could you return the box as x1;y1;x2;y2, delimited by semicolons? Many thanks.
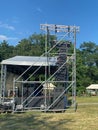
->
0;24;79;112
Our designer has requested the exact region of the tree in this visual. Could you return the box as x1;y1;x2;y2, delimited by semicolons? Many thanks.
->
77;41;98;90
29;33;56;55
1;34;98;94
15;39;33;56
80;42;96;66
0;40;15;61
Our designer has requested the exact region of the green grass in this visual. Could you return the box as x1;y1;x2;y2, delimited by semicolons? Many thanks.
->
0;96;98;130
76;96;98;103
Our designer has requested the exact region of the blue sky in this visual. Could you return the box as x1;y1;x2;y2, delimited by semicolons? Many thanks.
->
0;0;98;48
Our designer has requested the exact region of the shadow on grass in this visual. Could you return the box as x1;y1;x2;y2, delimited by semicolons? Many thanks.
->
0;112;74;130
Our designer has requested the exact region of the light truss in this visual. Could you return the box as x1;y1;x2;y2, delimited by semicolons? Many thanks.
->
40;24;79;33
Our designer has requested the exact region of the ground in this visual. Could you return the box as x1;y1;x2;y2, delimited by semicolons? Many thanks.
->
0;96;98;130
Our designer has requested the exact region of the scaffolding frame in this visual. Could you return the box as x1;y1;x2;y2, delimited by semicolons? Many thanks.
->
40;24;79;111
1;64;7;101
0;24;79;112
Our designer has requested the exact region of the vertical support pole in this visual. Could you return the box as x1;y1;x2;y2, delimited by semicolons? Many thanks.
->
47;28;51;106
21;81;23;110
1;64;6;101
73;27;76;110
13;78;15;113
44;26;48;111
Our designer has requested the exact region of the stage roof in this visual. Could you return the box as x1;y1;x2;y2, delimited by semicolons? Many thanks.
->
1;56;57;66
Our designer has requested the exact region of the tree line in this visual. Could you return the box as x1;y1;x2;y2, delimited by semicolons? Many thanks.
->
0;33;98;94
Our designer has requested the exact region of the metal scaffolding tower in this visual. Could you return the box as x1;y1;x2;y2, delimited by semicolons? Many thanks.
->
0;24;79;112
40;24;79;111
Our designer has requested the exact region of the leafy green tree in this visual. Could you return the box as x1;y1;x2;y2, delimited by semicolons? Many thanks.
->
1;34;98;95
14;39;33;56
80;42;96;66
29;33;56;55
77;42;98;92
0;40;15;61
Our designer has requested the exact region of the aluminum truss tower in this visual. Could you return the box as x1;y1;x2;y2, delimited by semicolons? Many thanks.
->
40;24;79;111
0;24;79;112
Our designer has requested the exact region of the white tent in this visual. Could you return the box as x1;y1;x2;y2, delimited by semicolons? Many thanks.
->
86;84;98;90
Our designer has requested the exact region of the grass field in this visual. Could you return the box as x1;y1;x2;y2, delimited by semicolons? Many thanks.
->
0;96;98;130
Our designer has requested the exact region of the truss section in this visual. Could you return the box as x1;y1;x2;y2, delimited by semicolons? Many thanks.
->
1;65;7;101
0;24;79;112
13;24;79;112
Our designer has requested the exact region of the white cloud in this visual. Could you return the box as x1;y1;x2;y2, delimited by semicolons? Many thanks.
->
0;35;18;41
0;22;15;30
32;7;43;14
36;7;42;13
0;35;8;40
